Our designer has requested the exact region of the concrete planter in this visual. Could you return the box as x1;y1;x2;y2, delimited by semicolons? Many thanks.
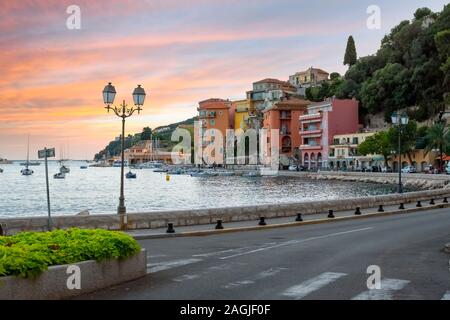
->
0;249;146;300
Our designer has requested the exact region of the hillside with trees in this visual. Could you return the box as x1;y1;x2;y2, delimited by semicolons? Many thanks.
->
307;5;450;123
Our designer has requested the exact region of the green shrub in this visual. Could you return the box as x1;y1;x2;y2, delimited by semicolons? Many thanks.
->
0;228;141;278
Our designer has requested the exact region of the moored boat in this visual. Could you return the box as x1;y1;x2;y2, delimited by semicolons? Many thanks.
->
126;171;137;179
53;172;66;179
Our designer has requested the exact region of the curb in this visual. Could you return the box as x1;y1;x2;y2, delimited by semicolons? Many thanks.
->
130;203;450;240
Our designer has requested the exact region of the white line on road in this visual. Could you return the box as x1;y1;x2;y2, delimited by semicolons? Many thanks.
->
441;291;450;300
173;274;201;282
223;267;288;289
220;227;374;260
192;243;277;258
281;272;347;299
147;258;202;273
352;278;410;300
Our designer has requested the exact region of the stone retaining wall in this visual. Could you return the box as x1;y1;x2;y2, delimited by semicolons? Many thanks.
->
0;249;147;300
1;186;450;235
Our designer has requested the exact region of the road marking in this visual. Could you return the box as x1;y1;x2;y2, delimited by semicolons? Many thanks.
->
223;267;287;289
192;243;277;258
220;227;374;260
173;274;201;282
352;278;410;300
281;272;347;299
441;291;450;300
147;258;202;273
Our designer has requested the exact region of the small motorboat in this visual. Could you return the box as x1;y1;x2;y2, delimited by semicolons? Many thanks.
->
80;165;88;169
21;168;34;176
154;168;168;173
190;171;208;177
60;165;70;173
217;171;234;176
126;171;137;179
0;168;3;173
54;172;65;179
242;171;261;177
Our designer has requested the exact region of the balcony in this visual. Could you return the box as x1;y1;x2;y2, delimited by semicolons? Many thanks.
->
280;113;291;120
280;128;291;135
300;144;322;150
300;128;322;136
281;145;292;153
300;113;322;122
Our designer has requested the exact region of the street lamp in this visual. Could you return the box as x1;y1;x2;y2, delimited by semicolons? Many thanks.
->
391;111;409;193
102;82;146;221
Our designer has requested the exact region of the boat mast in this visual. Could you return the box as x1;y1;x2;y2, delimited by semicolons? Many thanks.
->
26;134;30;170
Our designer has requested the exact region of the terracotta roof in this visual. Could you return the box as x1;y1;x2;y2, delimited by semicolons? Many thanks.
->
253;78;290;85
295;67;329;75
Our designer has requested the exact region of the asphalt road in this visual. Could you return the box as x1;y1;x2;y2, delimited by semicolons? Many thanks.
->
79;208;450;300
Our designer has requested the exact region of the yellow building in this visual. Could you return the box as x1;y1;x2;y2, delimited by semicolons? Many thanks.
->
232;99;250;130
328;132;385;170
389;149;438;172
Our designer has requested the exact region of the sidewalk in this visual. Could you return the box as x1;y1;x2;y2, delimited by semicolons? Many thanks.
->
126;199;449;240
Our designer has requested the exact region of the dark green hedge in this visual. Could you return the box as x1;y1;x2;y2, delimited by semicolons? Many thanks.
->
0;228;141;278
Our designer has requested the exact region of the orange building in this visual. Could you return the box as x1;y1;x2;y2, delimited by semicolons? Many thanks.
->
197;98;232;164
263;98;310;165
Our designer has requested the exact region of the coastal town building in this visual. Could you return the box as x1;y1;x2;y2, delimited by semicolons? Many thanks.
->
263;98;310;166
299;98;359;169
246;78;297;130
328;132;384;171
389;149;438;173
289;67;329;96
197;98;232;164
231;99;250;131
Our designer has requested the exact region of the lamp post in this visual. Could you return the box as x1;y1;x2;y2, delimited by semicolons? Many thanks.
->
391;111;409;193
102;82;146;221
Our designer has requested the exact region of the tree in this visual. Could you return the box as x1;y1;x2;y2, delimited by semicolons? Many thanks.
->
344;36;357;66
414;7;432;20
141;126;152;140
357;131;392;167
359;63;413;118
387;120;419;165
424;122;450;171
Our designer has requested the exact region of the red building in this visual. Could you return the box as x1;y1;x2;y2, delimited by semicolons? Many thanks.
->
263;98;310;165
299;98;359;169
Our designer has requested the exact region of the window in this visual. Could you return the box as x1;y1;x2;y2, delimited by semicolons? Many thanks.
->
353;137;359;144
333;138;339;145
219;111;223;116
199;111;206;117
210;119;215;126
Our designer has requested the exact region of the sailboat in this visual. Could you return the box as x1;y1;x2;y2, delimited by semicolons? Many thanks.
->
21;135;34;176
59;145;70;173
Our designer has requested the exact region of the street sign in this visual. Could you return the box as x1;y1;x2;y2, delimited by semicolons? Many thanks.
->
38;148;55;159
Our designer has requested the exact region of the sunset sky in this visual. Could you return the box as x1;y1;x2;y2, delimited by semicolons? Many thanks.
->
0;0;447;160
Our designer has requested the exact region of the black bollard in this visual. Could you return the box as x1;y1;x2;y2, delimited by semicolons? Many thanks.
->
215;219;224;230
258;217;267;226
166;223;175;233
430;199;435;205
354;207;362;215
399;203;405;210
444;197;448;203
378;205;384;212
295;213;303;222
328;210;335;218
416;201;422;207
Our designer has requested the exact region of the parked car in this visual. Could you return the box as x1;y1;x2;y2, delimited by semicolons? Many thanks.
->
445;163;450;175
381;166;393;173
423;164;434;174
401;165;417;173
288;165;307;171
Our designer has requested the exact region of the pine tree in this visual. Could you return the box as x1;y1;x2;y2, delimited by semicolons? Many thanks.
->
344;36;357;66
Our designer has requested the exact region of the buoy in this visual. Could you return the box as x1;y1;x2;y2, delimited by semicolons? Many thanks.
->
166;174;170;181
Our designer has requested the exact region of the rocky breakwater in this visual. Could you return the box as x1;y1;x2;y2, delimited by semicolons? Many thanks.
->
307;172;449;190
